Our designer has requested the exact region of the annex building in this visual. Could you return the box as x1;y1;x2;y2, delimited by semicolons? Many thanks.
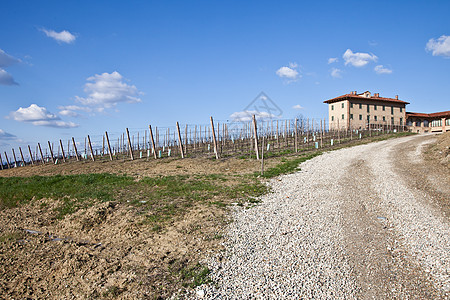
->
324;90;449;133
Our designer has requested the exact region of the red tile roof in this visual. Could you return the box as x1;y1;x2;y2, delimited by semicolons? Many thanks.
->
324;93;409;105
406;111;450;118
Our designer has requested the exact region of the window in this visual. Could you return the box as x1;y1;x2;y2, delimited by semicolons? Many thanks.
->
359;114;362;120
359;104;362;109
341;103;344;108
400;118;403;125
350;114;353;119
391;107;394;115
367;105;370;113
342;114;344;120
391;117;394;124
383;116;386;121
400;107;403;112
331;116;334;121
374;105;377;110
374;116;377;121
431;120;442;127
383;105;385;111
350;103;353;108
367;115;370;122
331;105;334;110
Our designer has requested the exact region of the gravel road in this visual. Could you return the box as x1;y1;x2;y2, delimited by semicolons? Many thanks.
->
194;134;449;299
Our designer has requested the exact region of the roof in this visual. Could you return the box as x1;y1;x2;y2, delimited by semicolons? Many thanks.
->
324;93;410;105
406;111;450;118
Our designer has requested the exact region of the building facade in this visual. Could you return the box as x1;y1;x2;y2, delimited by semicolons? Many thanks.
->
324;91;409;130
406;111;450;133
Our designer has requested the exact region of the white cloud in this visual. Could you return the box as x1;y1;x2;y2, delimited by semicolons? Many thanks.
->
0;68;18;85
230;110;278;122
9;104;78;128
343;49;378;67
0;49;20;85
41;29;76;44
292;104;304;110
374;65;393;74
0;49;21;67
328;57;338;64
330;68;342;78
276;62;300;83
426;35;450;57
0;129;16;140
75;71;142;108
58;105;93;117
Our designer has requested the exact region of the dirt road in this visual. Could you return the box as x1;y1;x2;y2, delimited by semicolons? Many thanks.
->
201;133;449;299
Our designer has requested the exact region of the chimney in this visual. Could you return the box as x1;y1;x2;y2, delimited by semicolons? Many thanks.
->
395;95;398;100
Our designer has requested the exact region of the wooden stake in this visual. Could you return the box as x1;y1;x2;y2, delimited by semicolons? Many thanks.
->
252;115;260;160
295;118;298;152
0;153;3;170
261;135;265;176
47;141;55;163
72;137;80;161
149;125;157;159
102;135;105;155
87;135;95;161
28;145;34;165
59;140;66;162
126;128;134;160
210;116;219;159
38;143;45;165
184;124;188;155
19;147;25;166
4;152;9;169
176;122;184;158
105;131;113;161
11;148;18;167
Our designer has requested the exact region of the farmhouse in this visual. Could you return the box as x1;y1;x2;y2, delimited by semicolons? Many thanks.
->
406;111;450;133
324;91;408;131
324;90;449;133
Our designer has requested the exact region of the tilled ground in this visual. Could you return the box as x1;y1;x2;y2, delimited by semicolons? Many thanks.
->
197;133;449;299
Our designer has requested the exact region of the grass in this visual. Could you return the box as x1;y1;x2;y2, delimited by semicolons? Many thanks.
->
259;152;322;178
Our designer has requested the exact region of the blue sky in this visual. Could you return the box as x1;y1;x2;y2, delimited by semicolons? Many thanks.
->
1;0;449;155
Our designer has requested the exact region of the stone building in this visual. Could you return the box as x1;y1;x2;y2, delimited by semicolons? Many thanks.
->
324;91;408;130
406;111;450;133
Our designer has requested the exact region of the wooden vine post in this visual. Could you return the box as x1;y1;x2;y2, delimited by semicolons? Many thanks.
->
176;122;184;159
294;118;298;152
126;128;134;160
0;153;3;170
87;135;95;161
252;115;260;160
11;148;18;167
38;143;45;164
28;145;34;165
3;152;9;169
149;125;157;159
19;147;25;166
59;140;66;162
47;141;55;163
105;131;113;161
210;116;219;159
72;137;79;161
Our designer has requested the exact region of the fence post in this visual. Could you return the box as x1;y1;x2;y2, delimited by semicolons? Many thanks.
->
87;135;95;161
261;135;265;175
210;116;219;159
59;140;66;162
47;141;55;163
176;122;185;159
38;143;45;164
126;128;134;160
28;145;34;165
72;137;80;161
105;131;113;161
0;153;3;170
252;115;260;160
294;118;298;152
11;148;18;167
4;152;10;169
19;147;25;166
149;125;157;159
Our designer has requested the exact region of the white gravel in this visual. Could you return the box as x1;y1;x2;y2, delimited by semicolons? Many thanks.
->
192;135;449;299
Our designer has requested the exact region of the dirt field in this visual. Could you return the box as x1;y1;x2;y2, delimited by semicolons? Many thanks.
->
0;132;447;299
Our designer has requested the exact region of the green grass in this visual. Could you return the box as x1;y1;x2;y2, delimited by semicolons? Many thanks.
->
259;152;322;178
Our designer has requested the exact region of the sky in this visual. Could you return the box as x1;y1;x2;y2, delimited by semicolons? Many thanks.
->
1;0;449;156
